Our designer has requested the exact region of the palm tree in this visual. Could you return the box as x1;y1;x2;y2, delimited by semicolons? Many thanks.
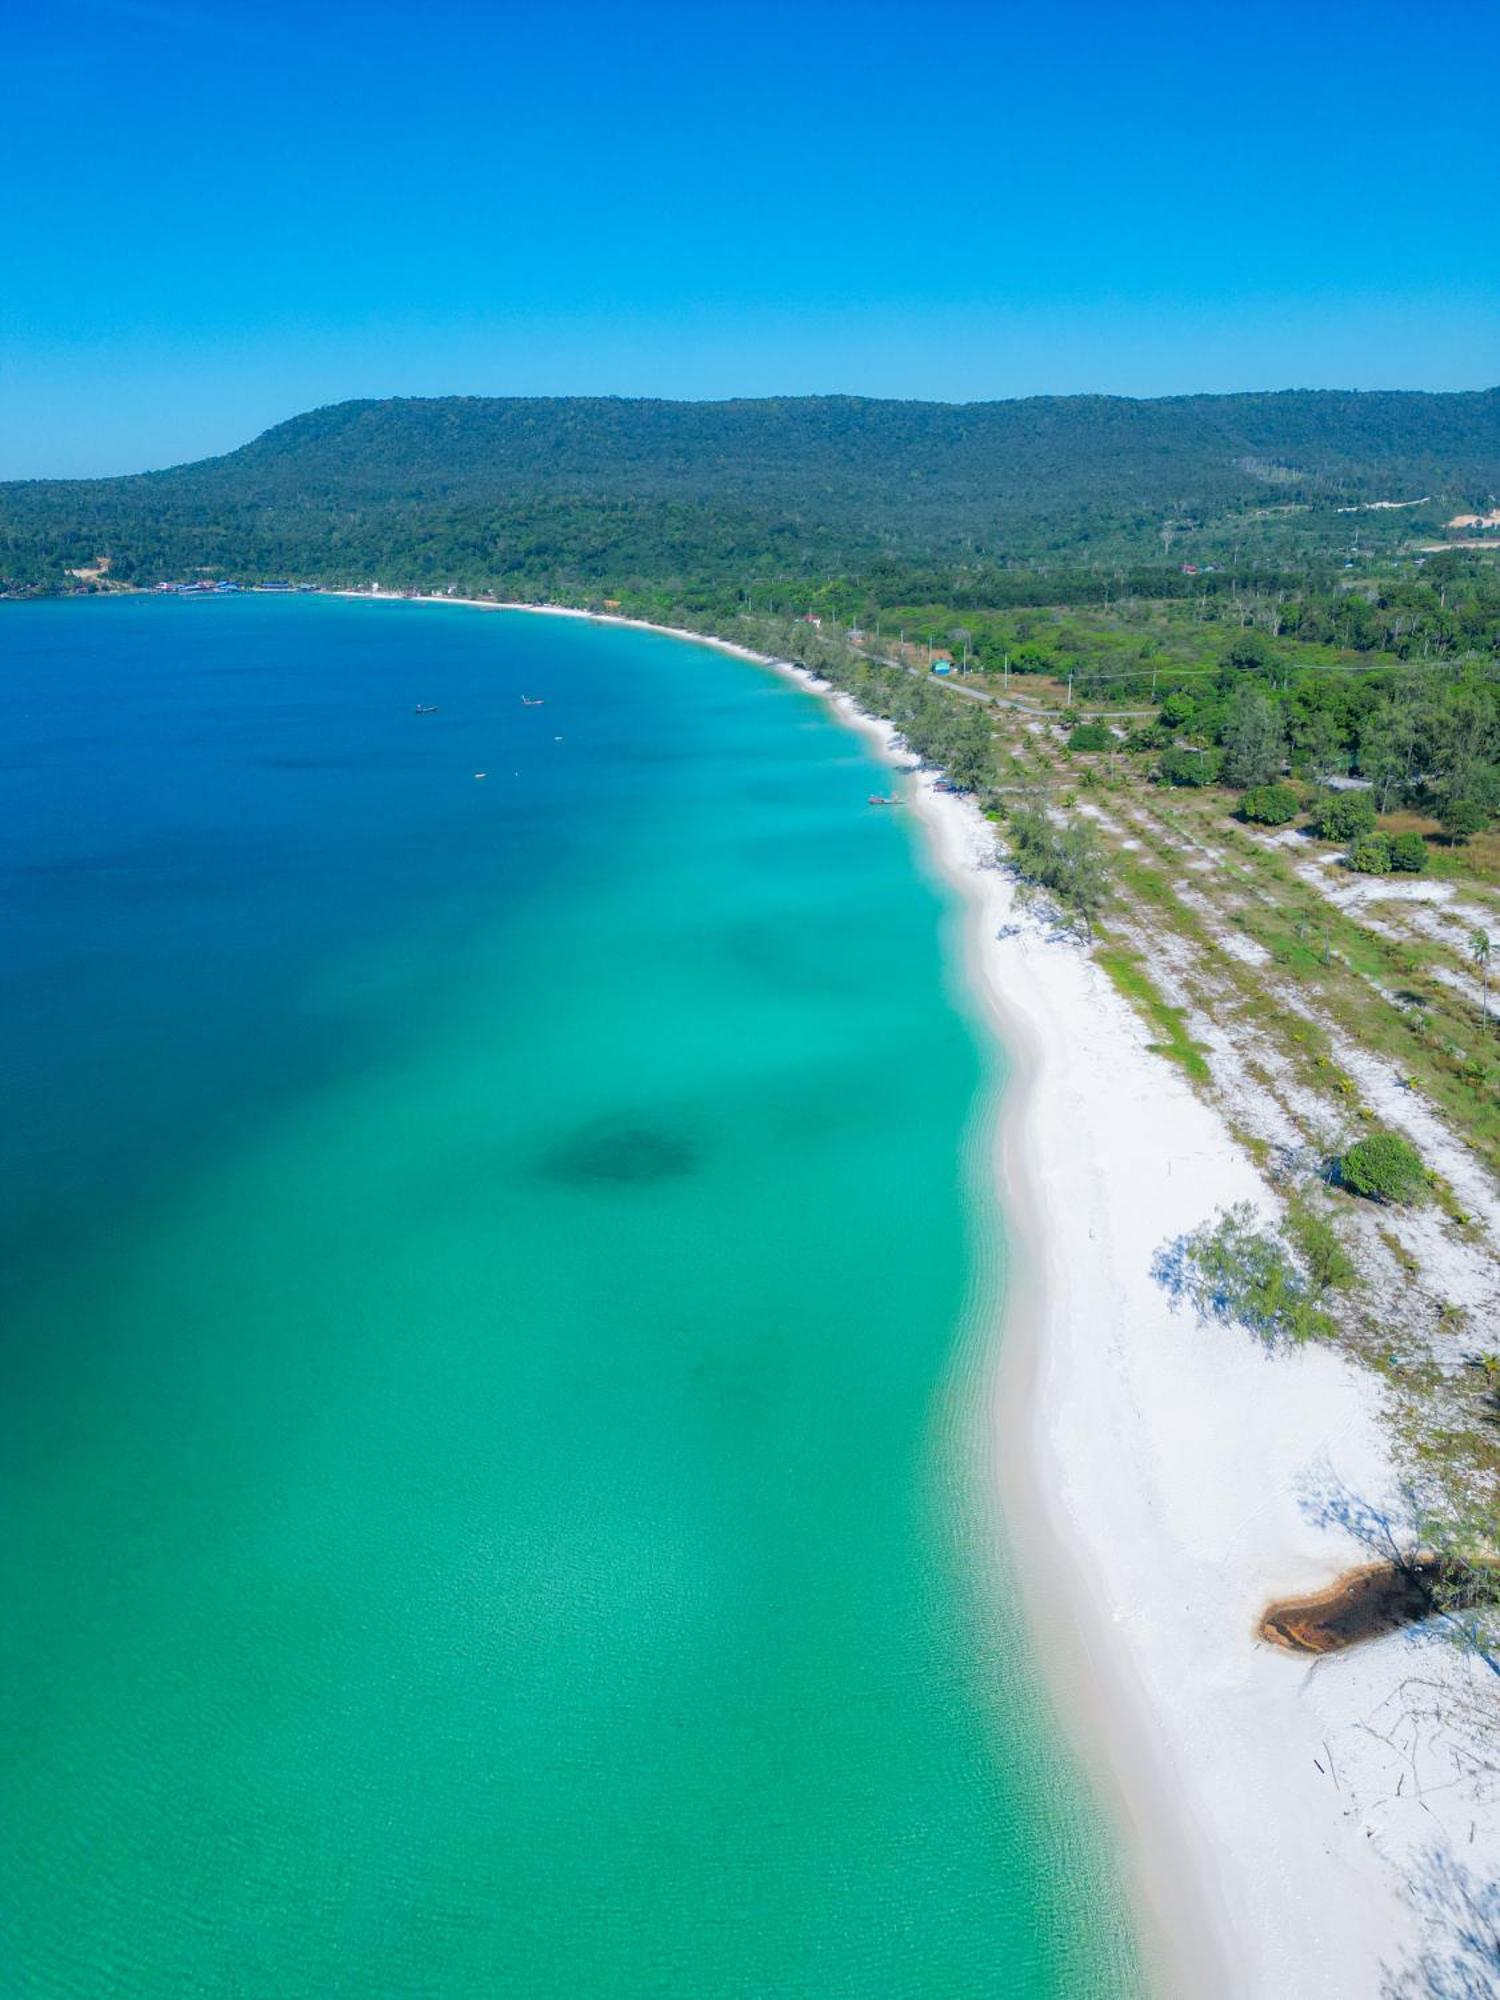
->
1470;929;1493;1025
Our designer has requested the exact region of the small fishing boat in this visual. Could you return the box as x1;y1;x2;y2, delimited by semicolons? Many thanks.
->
868;793;900;807
413;703;439;715
521;695;545;707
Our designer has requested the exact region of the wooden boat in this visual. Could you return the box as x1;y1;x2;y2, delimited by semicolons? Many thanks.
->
521;695;545;707
867;793;900;807
413;704;439;715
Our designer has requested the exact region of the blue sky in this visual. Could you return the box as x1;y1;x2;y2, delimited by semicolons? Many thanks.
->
4;0;1497;476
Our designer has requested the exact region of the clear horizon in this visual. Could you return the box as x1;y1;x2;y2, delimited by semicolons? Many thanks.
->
6;0;1498;479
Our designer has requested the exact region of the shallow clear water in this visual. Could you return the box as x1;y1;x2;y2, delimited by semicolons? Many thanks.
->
0;596;1136;1996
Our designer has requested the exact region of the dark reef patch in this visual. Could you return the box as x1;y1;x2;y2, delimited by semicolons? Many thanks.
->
539;1115;700;1188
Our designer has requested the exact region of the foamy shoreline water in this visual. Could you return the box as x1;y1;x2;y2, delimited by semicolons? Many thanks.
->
331;591;1499;1996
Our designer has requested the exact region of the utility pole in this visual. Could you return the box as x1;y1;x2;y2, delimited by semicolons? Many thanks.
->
1067;671;1074;707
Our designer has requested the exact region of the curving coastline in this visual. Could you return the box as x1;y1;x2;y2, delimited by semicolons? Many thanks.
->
328;592;1500;1996
770;668;1500;2000
763;667;1233;1996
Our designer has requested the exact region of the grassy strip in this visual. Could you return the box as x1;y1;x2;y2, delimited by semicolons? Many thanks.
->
854;632;1500;1541
1095;945;1212;1084
1094;786;1500;1178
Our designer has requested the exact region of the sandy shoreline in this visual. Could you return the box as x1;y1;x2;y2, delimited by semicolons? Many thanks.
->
321;587;780;669
764;668;1238;1993
331;591;1498;1995
783;679;1500;1999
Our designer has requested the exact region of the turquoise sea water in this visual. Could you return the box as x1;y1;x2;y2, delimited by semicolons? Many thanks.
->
1;596;1135;1996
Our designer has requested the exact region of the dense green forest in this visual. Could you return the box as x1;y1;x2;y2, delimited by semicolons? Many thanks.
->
1084;575;1500;835
765;553;1500;847
3;388;1498;595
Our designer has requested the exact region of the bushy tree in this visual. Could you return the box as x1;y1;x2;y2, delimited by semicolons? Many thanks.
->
1347;832;1393;874
1152;1202;1332;1345
938;707;997;793
1223;629;1277;673
1158;745;1222;788
1221;687;1287;788
1354;672;1499;823
1390;831;1428;872
1355;701;1421;812
1066;721;1113;752
1339;1131;1426;1204
1239;782;1301;826
1312;789;1378;842
1159;690;1196;730
1440;796;1490;844
1290;705;1347;784
1005;805;1110;935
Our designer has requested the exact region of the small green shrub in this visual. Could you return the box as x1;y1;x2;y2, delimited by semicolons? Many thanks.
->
1067;721;1113;752
1239;782;1301;826
1158;746;1222;788
1340;1131;1427;1205
1347;832;1393;875
1312;790;1378;842
1390;831;1429;873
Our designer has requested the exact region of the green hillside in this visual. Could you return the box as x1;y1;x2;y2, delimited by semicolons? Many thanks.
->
3;388;1498;595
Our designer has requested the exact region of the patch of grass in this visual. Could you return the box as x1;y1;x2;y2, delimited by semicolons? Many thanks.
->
1095;946;1211;1084
1427;832;1500;887
1259;920;1331;976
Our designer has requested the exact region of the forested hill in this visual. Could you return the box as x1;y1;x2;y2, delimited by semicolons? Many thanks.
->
168;388;1500;513
4;388;1499;594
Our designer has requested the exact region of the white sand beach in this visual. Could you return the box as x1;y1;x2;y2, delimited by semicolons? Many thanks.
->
817;691;1500;2000
337;593;1500;1996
